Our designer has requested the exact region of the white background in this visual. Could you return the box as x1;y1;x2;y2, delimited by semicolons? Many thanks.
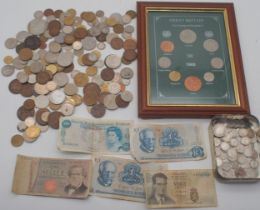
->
0;0;260;209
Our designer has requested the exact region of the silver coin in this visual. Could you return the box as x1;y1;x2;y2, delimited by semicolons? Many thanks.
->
12;57;27;69
28;74;37;84
203;72;215;82
57;51;73;67
211;57;224;69
105;54;121;69
88;52;98;62
121;78;131;86
35;95;49;109
120;90;133;102
220;142;230;151
49;89;66;104
5;37;17;49
45;52;59;64
17;121;27;132
121;32;132;40
32;52;40;60
238;128;248;137
89;26;101;37
221;162;232;172
53;72;69;87
179;29;197;44
124;25;135;33
97;42;106;50
30;61;43;73
1;65;15;77
213;124;226;138
103;94;118;110
120;67;134;79
91;75;104;86
158;57;171;69
82;37;97;51
122;14;132;24
63;25;74;34
236;144;245;153
28;18;47;35
16;71;29;83
94;59;105;68
227;148;237;161
16;31;31;42
241;137;251;146
203;39;219;52
110;13;123;24
230;138;239;147
54;33;65;44
24;117;36;127
49;42;61;53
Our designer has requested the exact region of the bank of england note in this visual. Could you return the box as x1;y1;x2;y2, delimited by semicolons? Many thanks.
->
144;169;217;208
131;124;206;162
12;155;92;199
58;116;132;154
91;156;167;202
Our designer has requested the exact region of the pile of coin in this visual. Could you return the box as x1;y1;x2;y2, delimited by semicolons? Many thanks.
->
1;8;137;147
213;122;260;179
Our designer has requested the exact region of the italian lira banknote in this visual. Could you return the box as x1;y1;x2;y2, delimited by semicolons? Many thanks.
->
130;124;206;162
12;155;92;199
91;156;167;202
144;169;217;208
58;116;132;154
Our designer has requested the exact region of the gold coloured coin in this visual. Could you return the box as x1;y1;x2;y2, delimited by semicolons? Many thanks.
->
25;125;41;140
169;71;181;82
69;94;83;106
3;56;13;64
74;72;89;87
86;66;98;76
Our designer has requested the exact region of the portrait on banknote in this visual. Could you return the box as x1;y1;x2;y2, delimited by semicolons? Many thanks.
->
147;173;175;205
64;165;88;195
97;160;117;187
139;128;156;153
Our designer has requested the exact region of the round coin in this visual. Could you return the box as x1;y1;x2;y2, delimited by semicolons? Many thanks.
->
90;103;106;118
211;57;224;69
105;54;121;69
203;72;215;82
203;39;219;52
101;68;115;81
103;94;118;110
160;40;175;53
169;71;181;82
49;89;66;104
11;134;24;147
48;111;63;129
120;67;134;79
158;57;171;69
179;29;197;44
184;76;202;92
1;65;15;77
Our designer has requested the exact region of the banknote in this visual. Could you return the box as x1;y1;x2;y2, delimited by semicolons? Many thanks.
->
130;124;206;162
58;116;132;154
12;155;92;199
91;156;167;202
144;169;217;208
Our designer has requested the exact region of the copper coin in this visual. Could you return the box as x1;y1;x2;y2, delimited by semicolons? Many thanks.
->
36;71;51;84
36;108;50;126
19;48;33;61
74;72;89;87
11;134;24;147
123;49;137;62
81;11;96;22
96;33;107;42
111;37;124;50
17;106;35;121
20;83;34;97
48;111;63;129
54;9;63;18
115;94;129;108
160;40;175;53
90;103;106;118
48;20;61;37
16;42;26;53
123;39;137;50
63;63;74;73
74;27;88;39
23;99;35;110
44;8;54;16
184;76;202;92
24;35;41;50
113;24;124;34
64;34;75;45
101;68;115;81
81;54;95;66
9;79;22;94
83;82;101;95
83;91;99;106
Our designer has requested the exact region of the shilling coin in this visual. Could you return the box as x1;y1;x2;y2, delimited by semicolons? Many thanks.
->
49;89;66;104
179;29;197;44
203;39;219;52
158;57;171;69
211;57;224;69
105;54;121;69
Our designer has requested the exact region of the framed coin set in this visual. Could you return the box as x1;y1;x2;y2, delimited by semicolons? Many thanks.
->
137;2;250;118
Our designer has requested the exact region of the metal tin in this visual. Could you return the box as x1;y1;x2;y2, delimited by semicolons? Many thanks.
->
209;114;260;182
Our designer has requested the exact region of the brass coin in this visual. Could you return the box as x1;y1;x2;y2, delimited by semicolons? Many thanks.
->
81;11;96;22
25;125;41;139
11;134;24;147
19;48;33;61
3;55;14;64
90;103;106;118
74;72;89;87
169;71;181;82
86;66;98;76
113;24;124;34
184;76;202;92
48;111;63;129
69;94;82;106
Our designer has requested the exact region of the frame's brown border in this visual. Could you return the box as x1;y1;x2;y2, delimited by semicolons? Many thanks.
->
137;2;250;118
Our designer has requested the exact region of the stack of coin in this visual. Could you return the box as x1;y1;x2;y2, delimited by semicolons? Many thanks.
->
212;122;260;179
1;8;137;147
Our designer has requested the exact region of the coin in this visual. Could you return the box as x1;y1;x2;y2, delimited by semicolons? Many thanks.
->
238;128;248;137
36;108;50;126
203;72;215;82
90;103;106;118
211;57;224;69
179;29;197;44
115;94;129;108
53;72;69;87
57;51;73;67
49;89;66;104
34;83;49;95
203;39;219;52
108;82;121;94
23;99;35;110
184;76;202;92
103;94;118;110
158;57;171;68
19;48;33;61
169;71;181;82
16;71;29;83
160;40;175;53
64;83;78;95
1;65;15;77
123;39;137;50
74;72;89;87
123;49;137;62
35;95;49;108
24;35;41;50
17;121;27;132
83;92;99;106
24;117;36;127
11;134;24;147
111;37;124;50
25;125;41;140
220;142;230;151
105;54;121;69
60;103;75;116
120;90;133;102
120;67;134;79
9;79;22;94
36;71;51;84
82;36;97;51
101;68;115;81
20;83;34;97
48;111;63;129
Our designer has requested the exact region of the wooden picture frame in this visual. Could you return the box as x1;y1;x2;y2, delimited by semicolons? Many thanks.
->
137;2;250;118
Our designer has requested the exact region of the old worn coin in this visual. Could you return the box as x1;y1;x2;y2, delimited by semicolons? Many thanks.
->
11;134;24;147
158;56;171;68
90;103;106;118
53;72;69;87
184;76;202;92
49;89;66;104
103;94;118;110
211;57;224;69
35;95;49;108
57;51;73;67
48;111;63;129
115;94;129;108
64;83;78;95
1;65;15;77
111;37;124;50
120;90;133;102
101;68;115;81
169;71;181;82
105;54;121;69
59;103;75;116
203;39;219;52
